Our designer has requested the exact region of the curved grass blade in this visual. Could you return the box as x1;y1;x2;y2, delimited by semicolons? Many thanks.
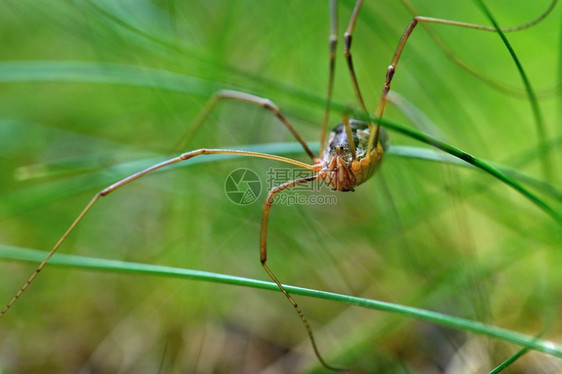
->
393;0;560;99
350;111;562;224
388;145;562;203
1;244;561;360
473;0;553;182
387;92;562;202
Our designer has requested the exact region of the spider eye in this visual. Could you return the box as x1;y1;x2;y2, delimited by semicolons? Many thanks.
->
335;145;347;155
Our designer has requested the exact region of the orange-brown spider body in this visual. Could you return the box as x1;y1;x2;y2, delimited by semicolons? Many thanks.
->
316;119;387;192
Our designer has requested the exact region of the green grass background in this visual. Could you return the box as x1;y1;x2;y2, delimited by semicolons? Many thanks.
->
0;0;561;372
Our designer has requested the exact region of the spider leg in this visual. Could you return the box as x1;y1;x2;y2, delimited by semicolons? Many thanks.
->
398;0;558;93
343;0;367;113
259;174;344;371
0;148;313;318
319;0;338;155
175;90;316;161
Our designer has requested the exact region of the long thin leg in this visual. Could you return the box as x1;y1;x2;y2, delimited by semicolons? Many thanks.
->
0;148;314;319
344;0;385;167
398;0;559;95
174;90;316;161
319;0;338;155
260;175;344;371
344;0;368;114
367;10;559;153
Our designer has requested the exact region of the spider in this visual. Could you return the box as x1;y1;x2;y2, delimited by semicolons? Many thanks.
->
1;0;558;371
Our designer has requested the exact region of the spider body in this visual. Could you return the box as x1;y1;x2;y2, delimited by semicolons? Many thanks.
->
317;119;386;192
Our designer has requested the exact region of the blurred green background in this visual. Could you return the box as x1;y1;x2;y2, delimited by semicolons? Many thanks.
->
0;0;561;373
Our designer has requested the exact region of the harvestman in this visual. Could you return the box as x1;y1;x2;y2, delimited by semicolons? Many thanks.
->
1;0;557;370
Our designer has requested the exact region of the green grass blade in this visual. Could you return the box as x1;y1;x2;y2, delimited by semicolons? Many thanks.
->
473;0;553;181
489;347;529;373
354;113;562;224
388;91;562;202
389;145;562;202
1;244;561;360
